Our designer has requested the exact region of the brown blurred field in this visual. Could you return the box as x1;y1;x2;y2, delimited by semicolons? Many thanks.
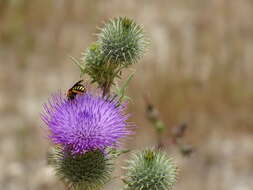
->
1;0;253;190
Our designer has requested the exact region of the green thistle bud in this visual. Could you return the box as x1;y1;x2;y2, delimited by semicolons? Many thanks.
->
122;149;178;190
48;148;113;190
82;43;104;68
98;17;148;66
81;43;118;90
79;17;148;95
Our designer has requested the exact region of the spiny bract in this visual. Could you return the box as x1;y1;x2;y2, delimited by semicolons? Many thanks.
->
49;148;113;190
122;149;178;190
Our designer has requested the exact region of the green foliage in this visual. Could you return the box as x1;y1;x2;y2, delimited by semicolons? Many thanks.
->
122;149;178;190
107;147;131;159
48;148;113;190
70;56;85;75
115;71;135;103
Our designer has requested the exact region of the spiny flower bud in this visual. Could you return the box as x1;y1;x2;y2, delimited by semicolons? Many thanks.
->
49;148;113;190
81;43;118;87
98;17;148;66
82;43;105;69
122;149;178;190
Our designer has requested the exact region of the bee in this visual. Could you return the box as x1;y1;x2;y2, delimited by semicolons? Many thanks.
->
67;80;86;100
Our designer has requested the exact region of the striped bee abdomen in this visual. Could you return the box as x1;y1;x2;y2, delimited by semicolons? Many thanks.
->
67;80;86;100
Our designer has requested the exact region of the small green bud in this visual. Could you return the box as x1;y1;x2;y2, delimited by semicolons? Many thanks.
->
98;17;148;66
81;42;118;87
81;42;104;69
122;149;178;190
155;120;165;133
48;148;113;190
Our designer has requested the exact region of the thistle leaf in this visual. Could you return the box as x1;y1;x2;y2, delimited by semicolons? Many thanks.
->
69;56;85;75
115;71;135;103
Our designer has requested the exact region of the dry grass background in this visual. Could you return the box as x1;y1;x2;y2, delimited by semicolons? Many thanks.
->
1;0;253;189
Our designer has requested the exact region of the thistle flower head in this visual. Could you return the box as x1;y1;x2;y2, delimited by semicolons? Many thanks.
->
42;92;130;154
98;17;148;66
122;149;178;190
49;148;113;190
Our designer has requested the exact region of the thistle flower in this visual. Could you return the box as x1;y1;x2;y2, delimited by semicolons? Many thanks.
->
41;92;130;155
49;147;113;190
122;149;178;190
98;17;148;66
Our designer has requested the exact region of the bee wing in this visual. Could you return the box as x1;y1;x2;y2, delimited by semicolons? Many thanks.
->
73;80;84;86
69;80;84;90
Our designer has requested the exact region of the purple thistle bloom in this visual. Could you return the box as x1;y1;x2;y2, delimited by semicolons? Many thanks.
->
41;92;131;154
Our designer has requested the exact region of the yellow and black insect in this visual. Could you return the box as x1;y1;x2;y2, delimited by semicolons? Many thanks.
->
67;80;86;100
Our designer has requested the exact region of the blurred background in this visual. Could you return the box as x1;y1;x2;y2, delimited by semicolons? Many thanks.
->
1;0;253;189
